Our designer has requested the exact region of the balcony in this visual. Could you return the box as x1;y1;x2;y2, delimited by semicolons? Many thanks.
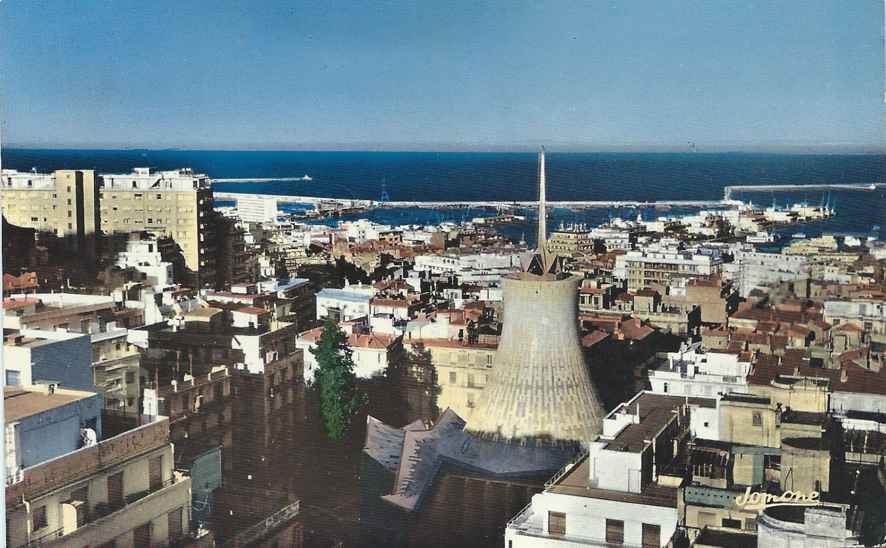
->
41;472;191;548
7;418;171;508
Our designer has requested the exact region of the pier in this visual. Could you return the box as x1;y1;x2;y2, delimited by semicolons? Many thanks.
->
214;192;729;211
723;182;882;201
215;181;883;214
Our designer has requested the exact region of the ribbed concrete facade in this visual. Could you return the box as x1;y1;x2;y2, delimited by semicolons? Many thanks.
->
468;272;604;444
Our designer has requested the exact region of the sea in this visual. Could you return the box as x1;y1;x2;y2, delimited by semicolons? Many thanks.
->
4;149;884;245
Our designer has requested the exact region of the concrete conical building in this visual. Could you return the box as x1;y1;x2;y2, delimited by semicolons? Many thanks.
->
468;148;604;445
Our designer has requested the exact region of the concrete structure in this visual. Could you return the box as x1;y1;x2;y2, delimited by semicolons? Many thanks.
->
824;299;886;336
468;272;604;444
237;194;278;223
726;250;810;298
757;505;861;547
468;149;604;445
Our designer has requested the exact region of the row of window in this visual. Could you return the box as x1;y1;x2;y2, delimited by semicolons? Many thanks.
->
547;512;661;547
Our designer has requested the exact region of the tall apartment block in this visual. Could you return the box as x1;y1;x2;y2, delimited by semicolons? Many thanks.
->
1;167;216;287
0;169;100;257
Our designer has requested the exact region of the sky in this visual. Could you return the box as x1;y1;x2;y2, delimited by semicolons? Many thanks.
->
1;1;884;151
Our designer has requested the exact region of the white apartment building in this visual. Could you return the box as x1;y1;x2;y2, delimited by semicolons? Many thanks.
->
648;343;752;399
315;285;374;321
505;392;699;547
237;195;279;223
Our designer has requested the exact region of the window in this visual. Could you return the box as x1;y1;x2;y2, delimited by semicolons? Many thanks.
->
606;519;624;544
449;372;457;384
642;523;660;548
548;511;566;536
133;522;151;548
126;372;135;384
168;507;183;541
722;518;742;529
32;505;48;530
5;370;21;386
752;412;762;427
744;518;758;532
107;471;124;508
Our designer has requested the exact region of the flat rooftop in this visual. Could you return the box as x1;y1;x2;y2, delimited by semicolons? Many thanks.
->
5;387;95;423
605;392;714;453
547;455;678;508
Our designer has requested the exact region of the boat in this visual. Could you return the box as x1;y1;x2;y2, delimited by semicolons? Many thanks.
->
300;175;313;181
747;231;778;244
866;184;876;191
791;232;807;239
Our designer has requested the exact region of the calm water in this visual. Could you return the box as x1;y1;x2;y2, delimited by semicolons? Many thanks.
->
5;148;884;240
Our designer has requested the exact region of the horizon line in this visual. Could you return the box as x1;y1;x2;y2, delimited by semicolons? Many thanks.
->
3;142;885;155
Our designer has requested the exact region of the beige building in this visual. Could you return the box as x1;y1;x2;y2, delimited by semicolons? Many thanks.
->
1;167;216;287
5;388;191;547
0;169;100;255
546;224;594;258
99;168;216;287
406;339;497;419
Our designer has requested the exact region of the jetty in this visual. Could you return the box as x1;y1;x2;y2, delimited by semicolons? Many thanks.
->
723;183;882;201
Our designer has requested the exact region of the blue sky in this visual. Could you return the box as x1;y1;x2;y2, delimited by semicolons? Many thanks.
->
1;1;883;150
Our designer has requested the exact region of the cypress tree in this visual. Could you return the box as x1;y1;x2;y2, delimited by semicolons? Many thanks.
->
310;318;366;440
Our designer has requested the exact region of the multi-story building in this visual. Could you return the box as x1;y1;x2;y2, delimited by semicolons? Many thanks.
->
1;167;216;286
404;338;497;419
115;234;175;287
505;392;700;547
648;343;752;398
547;224;594;258
618;246;722;292
0;169;100;254
823;299;886;336
99;168;216;287
236;194;278;224
315;286;373;321
5;385;191;548
90;322;143;416
3;329;95;391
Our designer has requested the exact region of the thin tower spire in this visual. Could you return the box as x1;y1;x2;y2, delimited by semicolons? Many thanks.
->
537;146;547;260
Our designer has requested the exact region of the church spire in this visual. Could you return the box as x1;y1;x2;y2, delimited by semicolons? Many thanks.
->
537;146;547;260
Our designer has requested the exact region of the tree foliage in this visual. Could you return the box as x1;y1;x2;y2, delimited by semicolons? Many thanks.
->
309;318;366;440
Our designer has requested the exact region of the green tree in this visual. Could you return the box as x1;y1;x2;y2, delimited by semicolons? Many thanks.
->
309;318;366;440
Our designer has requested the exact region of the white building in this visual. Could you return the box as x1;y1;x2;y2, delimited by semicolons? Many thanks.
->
237;195;278;223
115;235;174;286
648;343;752;399
505;392;706;547
724;250;809;298
315;286;373;321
